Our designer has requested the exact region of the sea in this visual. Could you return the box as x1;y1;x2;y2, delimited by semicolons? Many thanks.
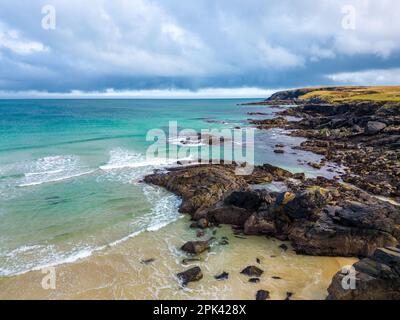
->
0;99;326;277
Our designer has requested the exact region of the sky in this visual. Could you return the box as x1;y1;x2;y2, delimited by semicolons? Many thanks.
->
0;0;399;98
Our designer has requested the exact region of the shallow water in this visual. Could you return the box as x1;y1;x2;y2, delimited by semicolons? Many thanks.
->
0;217;357;300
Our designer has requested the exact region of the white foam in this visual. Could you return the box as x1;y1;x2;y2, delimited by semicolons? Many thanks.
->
7;155;96;188
18;170;95;187
168;137;206;147
100;148;193;171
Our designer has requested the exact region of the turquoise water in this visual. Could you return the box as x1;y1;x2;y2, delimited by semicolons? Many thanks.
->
0;99;323;276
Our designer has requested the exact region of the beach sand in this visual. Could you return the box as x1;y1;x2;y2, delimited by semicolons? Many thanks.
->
0;216;357;300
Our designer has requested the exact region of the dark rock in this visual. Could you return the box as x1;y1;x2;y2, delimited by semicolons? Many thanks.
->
140;258;155;265
293;172;306;180
274;149;285;154
197;218;210;229
256;290;270;300
279;244;289;251
214;272;229;281
223;191;262;211
283;187;330;221
177;267;203;286
327;247;400;300
249;278;260;283
285;292;294;300
181;258;201;265
244;214;276;235
207;206;253;226
365;121;387;135
181;240;210;254
272;276;282;280
144;164;292;218
196;230;205;238
241;266;264;277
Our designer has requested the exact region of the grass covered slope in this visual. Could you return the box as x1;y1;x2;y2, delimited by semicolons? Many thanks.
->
268;86;400;104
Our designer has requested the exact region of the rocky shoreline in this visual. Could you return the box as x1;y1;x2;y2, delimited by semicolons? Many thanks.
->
144;88;400;300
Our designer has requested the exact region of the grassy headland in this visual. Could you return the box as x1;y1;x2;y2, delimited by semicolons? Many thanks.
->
267;86;400;104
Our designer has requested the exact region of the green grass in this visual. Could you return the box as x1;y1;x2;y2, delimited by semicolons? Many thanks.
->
298;86;400;103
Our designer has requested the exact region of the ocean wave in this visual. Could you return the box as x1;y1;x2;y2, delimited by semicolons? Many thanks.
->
98;148;194;185
7;155;96;188
0;185;181;277
17;170;96;187
0;244;99;277
100;148;193;171
168;137;206;147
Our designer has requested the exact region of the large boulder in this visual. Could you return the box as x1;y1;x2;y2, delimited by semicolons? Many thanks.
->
327;247;400;300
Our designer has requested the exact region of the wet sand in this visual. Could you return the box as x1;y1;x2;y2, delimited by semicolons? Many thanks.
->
0;216;357;300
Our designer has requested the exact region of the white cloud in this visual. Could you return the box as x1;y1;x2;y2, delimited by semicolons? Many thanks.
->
326;68;400;85
0;23;48;55
258;40;304;68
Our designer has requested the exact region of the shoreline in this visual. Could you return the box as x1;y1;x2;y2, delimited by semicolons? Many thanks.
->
0;216;357;300
1;88;399;300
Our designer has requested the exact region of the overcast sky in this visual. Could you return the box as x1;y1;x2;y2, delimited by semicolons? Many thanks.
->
0;0;399;97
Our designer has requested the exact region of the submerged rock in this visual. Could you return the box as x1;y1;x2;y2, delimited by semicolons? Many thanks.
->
214;272;229;281
285;292;294;300
177;267;203;286
140;258;155;265
241;266;264;277
256;290;270;300
181;240;210;255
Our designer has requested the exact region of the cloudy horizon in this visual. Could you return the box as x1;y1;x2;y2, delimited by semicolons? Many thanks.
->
0;0;399;98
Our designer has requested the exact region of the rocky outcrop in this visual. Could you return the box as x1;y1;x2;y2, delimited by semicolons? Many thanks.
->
247;94;400;201
146;163;400;258
144;164;293;220
243;180;400;257
327;247;400;300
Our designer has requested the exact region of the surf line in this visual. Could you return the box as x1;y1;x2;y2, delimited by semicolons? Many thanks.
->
153;304;187;318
